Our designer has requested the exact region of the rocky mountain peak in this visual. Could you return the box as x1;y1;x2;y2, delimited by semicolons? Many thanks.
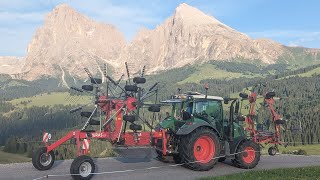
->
174;3;223;26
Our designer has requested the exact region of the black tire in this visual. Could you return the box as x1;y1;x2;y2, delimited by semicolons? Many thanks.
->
148;105;160;112
123;115;136;123
124;85;138;92
218;157;226;162
178;127;220;171
268;146;277;156
32;147;55;171
90;78;102;84
82;85;94;91
232;140;260;169
133;77;146;84
173;154;182;164
129;124;142;131
81;112;93;118
70;155;95;180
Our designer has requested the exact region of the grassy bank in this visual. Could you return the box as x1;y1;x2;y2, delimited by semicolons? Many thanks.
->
200;166;320;180
0;150;30;164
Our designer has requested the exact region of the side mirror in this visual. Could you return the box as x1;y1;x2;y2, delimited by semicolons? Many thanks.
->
223;97;229;104
91;78;102;84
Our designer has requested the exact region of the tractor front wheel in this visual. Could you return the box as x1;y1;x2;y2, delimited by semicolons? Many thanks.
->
70;155;95;180
32;147;55;171
179;127;220;171
232;140;260;169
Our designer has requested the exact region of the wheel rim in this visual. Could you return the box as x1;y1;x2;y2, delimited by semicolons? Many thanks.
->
243;147;255;164
40;153;52;167
79;162;92;177
193;135;215;163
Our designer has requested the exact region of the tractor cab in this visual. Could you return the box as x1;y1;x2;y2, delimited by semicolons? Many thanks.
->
158;92;245;140
159;92;224;132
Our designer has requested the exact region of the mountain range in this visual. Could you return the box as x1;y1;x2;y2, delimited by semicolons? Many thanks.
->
0;3;319;82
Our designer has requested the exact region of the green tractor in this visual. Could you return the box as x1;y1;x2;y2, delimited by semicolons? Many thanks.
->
154;91;260;171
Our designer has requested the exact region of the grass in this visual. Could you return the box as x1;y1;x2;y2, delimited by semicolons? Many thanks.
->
278;144;320;155
178;64;260;84
298;67;320;77
0;150;30;164
200;166;320;180
9;92;92;108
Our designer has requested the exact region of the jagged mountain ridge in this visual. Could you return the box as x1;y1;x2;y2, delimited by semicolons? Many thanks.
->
0;3;319;82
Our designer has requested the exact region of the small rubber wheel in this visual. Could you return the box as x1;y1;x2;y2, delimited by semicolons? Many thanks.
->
148;105;161;112
123;115;136;123
70;155;95;180
133;77;146;84
124;85;138;92
32;147;55;171
232;140;260;169
268;147;277;156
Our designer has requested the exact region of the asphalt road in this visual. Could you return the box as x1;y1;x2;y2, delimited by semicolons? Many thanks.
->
1;154;320;180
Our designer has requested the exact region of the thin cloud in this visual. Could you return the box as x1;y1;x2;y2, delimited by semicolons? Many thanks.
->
248;30;320;48
0;11;46;24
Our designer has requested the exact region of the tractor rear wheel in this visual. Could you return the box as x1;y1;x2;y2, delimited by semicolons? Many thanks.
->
70;155;95;180
179;127;220;171
232;140;260;169
32;147;55;171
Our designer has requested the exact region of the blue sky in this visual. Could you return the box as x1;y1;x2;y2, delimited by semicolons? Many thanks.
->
1;0;320;56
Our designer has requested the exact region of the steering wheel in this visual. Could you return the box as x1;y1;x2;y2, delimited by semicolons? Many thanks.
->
201;111;208;118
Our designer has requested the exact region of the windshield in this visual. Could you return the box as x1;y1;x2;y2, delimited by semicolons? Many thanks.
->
193;100;222;120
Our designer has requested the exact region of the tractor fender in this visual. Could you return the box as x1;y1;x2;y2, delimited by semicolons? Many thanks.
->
229;136;246;154
176;121;221;138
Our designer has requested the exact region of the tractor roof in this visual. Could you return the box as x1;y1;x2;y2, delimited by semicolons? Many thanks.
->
161;92;223;103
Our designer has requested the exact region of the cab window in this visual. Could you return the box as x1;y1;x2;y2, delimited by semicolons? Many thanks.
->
193;100;222;121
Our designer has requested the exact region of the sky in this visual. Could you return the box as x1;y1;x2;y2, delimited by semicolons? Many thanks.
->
0;0;320;56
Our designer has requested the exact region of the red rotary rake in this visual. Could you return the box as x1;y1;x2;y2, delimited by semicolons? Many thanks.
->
239;83;287;155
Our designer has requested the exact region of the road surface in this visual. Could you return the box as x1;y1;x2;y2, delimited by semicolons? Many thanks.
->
1;155;320;180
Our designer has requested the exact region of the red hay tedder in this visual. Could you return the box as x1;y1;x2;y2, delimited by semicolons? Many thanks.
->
239;83;287;155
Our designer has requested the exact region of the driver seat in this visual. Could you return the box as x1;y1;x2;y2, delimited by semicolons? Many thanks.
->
182;111;191;120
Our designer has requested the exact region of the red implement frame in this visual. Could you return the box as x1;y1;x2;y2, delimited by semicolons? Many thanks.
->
245;92;283;145
42;96;166;156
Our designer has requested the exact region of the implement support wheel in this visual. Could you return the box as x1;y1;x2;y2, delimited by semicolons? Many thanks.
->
70;155;95;180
